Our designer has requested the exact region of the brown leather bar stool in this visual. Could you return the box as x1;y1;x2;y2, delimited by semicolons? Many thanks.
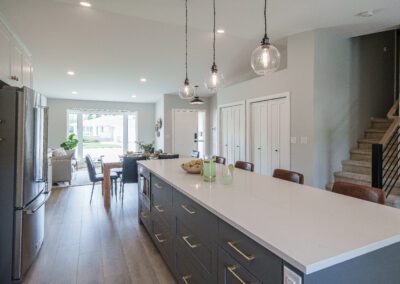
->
213;156;226;165
234;161;254;172
331;182;386;204
273;169;304;184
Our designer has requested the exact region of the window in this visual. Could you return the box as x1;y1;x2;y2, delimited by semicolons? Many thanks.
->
67;110;138;160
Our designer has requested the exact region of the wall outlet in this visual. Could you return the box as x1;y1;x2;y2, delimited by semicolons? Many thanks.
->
300;137;308;144
290;137;297;144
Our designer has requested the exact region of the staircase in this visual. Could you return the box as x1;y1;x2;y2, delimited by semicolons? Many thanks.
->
331;117;400;208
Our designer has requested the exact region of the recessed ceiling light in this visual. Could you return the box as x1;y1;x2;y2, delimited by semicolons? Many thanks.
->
356;10;374;17
72;91;78;95
131;95;137;98
217;29;225;34
80;2;92;7
140;78;147;82
67;71;75;76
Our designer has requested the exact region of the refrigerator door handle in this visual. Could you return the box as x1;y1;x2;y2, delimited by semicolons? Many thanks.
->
23;191;51;215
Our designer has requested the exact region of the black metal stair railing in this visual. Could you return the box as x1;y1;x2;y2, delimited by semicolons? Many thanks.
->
372;126;400;197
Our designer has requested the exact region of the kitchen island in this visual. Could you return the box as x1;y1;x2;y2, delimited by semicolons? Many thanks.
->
137;158;400;284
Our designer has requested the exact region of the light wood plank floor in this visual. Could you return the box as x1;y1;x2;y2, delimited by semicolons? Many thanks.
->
24;183;176;284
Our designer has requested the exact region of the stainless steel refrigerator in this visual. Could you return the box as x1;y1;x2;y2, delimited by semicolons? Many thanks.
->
0;83;49;283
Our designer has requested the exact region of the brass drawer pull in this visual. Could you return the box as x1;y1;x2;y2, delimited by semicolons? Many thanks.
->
227;241;255;261
227;265;247;284
154;182;162;189
181;204;196;215
141;212;148;218
182;275;192;284
154;205;164;213
154;233;166;243
182;235;199;249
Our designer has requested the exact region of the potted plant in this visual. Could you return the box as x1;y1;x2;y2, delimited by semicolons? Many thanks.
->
135;141;154;157
60;134;79;158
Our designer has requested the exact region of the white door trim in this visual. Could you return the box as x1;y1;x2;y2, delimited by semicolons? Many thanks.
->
245;92;291;166
217;100;245;157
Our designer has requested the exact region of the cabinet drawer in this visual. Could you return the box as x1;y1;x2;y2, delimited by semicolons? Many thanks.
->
174;190;218;243
176;219;216;277
218;248;261;284
152;175;173;205
176;240;211;284
151;200;174;232
218;221;282;283
139;195;151;232
152;216;173;266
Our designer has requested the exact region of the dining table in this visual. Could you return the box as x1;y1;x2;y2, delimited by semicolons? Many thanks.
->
101;156;123;209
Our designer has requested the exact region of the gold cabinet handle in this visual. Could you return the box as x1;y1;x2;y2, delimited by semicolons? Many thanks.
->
182;235;199;249
227;241;255;261
154;233;166;243
154;182;162;189
227;265;247;284
182;275;192;284
154;204;164;213
140;212;148;219
181;204;196;214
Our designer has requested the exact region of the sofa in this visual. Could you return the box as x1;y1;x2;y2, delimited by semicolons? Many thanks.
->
51;149;76;184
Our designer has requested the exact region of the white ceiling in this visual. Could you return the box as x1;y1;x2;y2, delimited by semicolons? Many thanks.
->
0;0;399;103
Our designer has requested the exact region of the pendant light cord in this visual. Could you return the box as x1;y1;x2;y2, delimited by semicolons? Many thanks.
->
262;0;270;45
185;0;188;80
213;0;216;65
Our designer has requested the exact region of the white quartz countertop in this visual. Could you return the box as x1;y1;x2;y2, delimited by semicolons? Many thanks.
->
138;158;400;274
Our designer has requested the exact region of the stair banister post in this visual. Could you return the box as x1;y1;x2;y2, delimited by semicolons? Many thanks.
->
372;143;383;189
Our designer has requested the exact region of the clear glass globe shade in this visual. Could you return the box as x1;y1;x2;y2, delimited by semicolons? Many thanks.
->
178;83;195;99
205;71;224;91
251;44;281;75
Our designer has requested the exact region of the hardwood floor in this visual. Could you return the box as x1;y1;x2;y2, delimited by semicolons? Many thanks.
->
24;183;175;284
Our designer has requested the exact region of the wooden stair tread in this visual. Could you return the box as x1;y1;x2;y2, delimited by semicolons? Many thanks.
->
350;149;371;155
364;128;386;133
371;117;393;122
358;138;380;144
341;160;371;168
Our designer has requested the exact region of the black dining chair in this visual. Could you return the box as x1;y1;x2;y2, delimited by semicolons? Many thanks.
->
158;154;180;159
191;150;200;158
120;156;147;199
86;155;118;204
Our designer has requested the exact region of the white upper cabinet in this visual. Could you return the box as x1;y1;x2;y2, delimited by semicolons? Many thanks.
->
0;24;11;84
0;19;33;88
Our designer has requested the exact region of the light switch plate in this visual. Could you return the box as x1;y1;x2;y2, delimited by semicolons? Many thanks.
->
300;137;308;144
290;137;297;144
283;266;302;284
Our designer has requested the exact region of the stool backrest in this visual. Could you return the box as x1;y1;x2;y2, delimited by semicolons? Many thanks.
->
332;182;385;204
122;156;147;184
234;161;254;172
273;169;304;184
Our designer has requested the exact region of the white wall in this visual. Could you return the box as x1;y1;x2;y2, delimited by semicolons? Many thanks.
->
47;98;155;149
154;96;165;151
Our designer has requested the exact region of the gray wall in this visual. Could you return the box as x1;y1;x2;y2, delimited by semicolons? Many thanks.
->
218;31;316;185
154;96;165;151
47;98;155;149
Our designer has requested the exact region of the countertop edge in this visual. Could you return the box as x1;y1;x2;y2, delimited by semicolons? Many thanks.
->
138;161;400;275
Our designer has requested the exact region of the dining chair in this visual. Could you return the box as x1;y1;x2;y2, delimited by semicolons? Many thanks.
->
158;154;180;159
273;169;304;184
213;156;226;165
331;181;386;204
86;155;118;204
120;156;147;199
191;150;200;158
234;161;254;172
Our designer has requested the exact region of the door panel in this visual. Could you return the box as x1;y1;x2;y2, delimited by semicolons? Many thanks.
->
0;24;11;82
260;102;269;175
173;110;198;156
251;103;260;174
11;43;23;86
22;56;32;88
221;108;229;162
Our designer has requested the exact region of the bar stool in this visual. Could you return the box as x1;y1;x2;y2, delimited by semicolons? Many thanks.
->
273;169;304;184
234;161;254;172
213;156;226;165
331;182;385;204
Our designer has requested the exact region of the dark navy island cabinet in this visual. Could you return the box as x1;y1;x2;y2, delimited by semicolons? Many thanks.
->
138;165;400;284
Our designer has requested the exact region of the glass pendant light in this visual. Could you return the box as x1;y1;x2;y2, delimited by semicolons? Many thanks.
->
179;0;195;99
190;85;204;105
205;0;224;91
251;0;280;75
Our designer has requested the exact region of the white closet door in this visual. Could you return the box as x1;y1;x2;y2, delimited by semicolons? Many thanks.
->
221;108;229;161
227;108;235;165
259;101;269;175
251;103;260;174
233;106;241;163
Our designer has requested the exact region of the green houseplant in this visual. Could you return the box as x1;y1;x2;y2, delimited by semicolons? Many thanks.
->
60;134;79;151
135;141;154;154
